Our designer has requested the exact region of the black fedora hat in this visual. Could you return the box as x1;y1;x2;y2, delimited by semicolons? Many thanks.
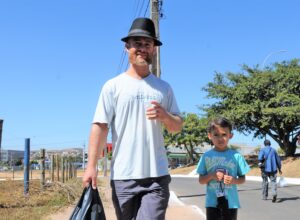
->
121;17;162;46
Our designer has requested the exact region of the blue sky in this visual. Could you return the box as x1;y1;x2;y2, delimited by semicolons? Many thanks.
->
0;0;299;151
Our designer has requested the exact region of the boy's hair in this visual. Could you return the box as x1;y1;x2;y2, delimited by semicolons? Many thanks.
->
207;117;233;133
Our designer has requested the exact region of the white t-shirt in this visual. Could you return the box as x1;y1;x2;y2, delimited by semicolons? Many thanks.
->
93;73;181;180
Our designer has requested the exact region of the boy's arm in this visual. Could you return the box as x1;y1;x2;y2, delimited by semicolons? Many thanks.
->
224;175;246;185
199;173;215;184
199;170;227;184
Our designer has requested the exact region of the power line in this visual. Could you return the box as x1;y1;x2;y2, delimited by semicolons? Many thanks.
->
144;0;150;17
137;0;147;17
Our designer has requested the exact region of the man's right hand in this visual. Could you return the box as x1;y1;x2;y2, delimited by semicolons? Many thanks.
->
82;166;98;189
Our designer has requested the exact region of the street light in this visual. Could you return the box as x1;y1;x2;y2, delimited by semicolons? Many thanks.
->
261;50;288;68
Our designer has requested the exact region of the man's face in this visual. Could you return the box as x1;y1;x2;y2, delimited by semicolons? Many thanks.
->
126;37;156;66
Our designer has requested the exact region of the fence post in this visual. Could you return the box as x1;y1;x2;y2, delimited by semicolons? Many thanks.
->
24;138;30;196
66;159;69;181
61;156;65;183
56;154;60;181
68;160;71;179
40;149;45;190
51;154;55;182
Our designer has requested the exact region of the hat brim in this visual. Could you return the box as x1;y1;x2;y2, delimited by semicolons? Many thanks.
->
121;34;162;46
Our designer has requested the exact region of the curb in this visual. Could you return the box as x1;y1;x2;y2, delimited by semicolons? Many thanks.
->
171;174;300;185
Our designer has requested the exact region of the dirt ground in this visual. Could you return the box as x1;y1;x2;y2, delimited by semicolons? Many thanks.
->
169;156;300;178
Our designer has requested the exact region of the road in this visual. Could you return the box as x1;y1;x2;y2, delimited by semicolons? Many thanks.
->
170;176;300;219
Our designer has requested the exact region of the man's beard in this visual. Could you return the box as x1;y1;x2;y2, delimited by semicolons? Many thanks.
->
135;55;152;66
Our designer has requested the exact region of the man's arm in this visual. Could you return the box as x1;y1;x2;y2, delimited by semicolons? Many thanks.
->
161;113;183;134
258;149;264;161
275;152;283;175
82;123;109;188
147;101;183;134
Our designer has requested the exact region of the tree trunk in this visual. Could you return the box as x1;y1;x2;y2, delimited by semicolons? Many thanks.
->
285;142;296;156
183;144;194;164
273;132;296;156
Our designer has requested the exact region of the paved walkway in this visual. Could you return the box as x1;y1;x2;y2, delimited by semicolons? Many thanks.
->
46;177;205;220
47;175;300;220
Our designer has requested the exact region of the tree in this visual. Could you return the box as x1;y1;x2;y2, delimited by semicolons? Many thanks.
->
202;59;300;156
164;113;209;164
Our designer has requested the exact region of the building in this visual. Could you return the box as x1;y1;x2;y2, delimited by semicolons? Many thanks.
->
0;149;24;163
167;143;213;168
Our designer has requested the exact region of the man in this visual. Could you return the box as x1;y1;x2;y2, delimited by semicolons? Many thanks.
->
82;17;183;220
258;139;282;203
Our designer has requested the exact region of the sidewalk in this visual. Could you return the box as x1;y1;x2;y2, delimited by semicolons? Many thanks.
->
47;174;300;220
47;176;205;220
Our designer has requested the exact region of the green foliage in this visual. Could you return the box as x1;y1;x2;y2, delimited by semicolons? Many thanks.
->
164;113;209;163
254;146;261;155
108;151;112;160
202;59;300;156
277;147;285;156
14;159;22;166
228;144;241;151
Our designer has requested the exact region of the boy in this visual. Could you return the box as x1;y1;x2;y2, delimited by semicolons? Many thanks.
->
197;117;250;220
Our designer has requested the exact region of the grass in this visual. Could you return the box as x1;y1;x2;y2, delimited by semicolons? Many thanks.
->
0;170;110;220
0;179;83;220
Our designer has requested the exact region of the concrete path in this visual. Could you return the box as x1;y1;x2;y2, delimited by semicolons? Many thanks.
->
46;175;300;220
46;177;205;220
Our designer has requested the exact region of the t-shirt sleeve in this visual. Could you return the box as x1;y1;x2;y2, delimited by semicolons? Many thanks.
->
167;86;181;116
93;82;115;125
196;155;207;175
236;154;250;176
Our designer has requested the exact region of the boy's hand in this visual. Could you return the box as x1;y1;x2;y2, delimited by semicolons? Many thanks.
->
215;171;225;181
223;174;233;185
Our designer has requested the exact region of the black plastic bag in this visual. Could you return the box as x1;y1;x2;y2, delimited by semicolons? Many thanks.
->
70;184;106;220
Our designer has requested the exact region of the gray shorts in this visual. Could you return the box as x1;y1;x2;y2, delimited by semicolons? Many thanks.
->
110;175;171;220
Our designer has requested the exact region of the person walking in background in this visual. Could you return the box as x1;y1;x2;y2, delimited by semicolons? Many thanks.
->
82;17;183;220
197;117;250;220
258;139;282;203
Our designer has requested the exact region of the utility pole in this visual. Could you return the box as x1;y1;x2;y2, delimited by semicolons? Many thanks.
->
150;0;162;78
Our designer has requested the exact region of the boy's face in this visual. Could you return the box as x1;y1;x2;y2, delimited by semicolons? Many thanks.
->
208;125;233;151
